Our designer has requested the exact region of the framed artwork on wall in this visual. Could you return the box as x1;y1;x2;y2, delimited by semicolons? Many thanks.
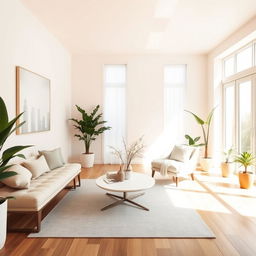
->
16;66;51;134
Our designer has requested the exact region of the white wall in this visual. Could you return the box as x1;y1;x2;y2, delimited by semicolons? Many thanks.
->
0;0;72;160
71;54;207;164
207;16;256;161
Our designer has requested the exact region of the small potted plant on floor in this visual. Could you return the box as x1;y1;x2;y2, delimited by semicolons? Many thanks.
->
185;107;216;171
70;105;111;168
221;148;235;177
235;152;255;189
0;97;30;249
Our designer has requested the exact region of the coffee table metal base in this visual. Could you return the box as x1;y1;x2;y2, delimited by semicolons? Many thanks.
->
101;192;149;211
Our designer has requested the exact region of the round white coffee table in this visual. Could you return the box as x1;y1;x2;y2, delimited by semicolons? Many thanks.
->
96;172;155;211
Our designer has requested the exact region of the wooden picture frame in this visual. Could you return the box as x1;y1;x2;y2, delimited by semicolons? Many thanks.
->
16;66;51;134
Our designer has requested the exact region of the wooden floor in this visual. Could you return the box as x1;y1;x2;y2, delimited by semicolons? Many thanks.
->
1;164;256;256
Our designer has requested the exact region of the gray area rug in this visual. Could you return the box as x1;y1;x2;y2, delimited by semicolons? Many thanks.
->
29;179;215;238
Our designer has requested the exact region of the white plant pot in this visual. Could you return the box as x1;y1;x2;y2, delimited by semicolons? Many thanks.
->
81;153;95;168
0;200;7;250
200;158;213;172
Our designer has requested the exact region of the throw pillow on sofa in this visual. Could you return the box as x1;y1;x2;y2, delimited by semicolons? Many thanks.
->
1;164;32;189
22;155;50;179
39;148;65;170
169;145;193;162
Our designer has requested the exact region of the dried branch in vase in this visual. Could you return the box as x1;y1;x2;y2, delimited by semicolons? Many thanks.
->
109;136;145;170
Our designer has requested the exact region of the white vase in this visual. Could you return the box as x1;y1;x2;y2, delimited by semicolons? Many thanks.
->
0;200;7;250
200;158;213;172
80;153;95;168
124;169;132;180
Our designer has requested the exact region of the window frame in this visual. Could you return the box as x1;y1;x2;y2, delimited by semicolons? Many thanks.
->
222;41;256;80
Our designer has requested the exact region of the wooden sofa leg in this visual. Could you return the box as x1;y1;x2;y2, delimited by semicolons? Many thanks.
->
73;178;77;189
36;210;42;233
77;174;81;187
152;170;155;177
175;177;179;187
190;173;195;181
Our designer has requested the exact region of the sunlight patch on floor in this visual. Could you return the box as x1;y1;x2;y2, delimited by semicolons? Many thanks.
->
220;195;256;217
163;179;231;214
196;173;256;217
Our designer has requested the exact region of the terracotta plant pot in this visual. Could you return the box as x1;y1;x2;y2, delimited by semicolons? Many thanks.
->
221;162;235;177
238;172;255;189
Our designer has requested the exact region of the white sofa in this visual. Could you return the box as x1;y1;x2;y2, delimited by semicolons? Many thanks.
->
0;147;81;232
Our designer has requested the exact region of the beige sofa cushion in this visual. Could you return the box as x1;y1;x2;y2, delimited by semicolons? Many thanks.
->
0;163;81;211
39;148;64;170
169;145;193;162
22;155;50;179
1;164;32;189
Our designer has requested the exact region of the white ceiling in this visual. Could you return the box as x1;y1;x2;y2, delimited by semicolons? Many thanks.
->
20;0;256;55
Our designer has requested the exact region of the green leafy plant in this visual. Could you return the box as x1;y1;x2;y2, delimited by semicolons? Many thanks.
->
223;148;235;163
70;105;111;154
184;134;204;147
0;97;30;204
185;107;216;158
234;152;255;173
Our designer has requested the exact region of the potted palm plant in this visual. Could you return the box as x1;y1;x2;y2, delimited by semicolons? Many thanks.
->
185;107;216;171
0;97;30;249
221;148;235;177
70;105;111;168
235;152;255;189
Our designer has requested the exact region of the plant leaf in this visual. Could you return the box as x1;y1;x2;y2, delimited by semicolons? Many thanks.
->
185;134;191;140
0;165;13;173
206;106;217;125
0;112;23;146
0;97;9;130
10;121;25;134
2;145;31;163
184;110;204;125
0;196;15;204
195;143;205;147
194;136;200;142
0;171;17;181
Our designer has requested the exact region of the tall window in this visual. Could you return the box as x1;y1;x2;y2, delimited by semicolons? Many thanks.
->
164;65;187;143
222;40;256;155
103;65;126;163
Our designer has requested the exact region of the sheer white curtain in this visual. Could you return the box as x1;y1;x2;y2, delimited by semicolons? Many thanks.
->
164;65;187;144
103;65;126;164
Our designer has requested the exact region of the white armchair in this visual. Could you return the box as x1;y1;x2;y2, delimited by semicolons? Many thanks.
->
151;145;199;186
